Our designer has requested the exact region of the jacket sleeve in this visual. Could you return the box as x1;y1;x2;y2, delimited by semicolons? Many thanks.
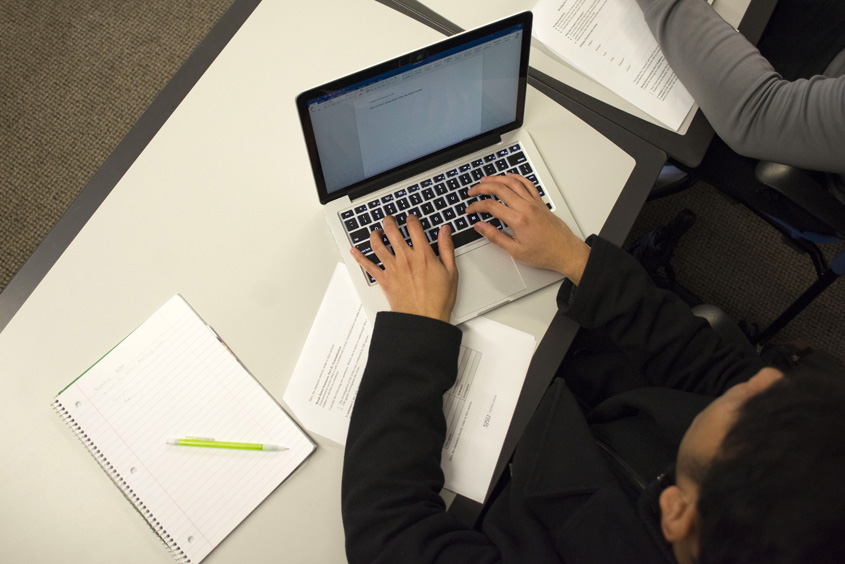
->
341;312;501;564
559;237;763;395
635;0;845;174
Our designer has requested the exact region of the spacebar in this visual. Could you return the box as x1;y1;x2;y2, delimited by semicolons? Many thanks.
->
430;228;483;256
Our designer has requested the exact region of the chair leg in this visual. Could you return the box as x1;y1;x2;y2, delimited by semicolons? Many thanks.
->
753;268;840;345
779;234;829;278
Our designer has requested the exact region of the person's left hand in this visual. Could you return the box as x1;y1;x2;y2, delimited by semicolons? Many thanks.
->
350;214;458;323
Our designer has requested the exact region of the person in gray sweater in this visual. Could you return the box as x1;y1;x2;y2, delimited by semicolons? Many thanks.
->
635;0;844;175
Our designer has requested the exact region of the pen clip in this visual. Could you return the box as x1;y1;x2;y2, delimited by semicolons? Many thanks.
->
184;436;215;441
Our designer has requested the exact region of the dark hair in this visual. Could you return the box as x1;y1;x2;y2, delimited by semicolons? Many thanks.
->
696;365;845;564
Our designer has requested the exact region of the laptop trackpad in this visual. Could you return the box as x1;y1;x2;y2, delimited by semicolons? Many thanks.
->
454;245;526;318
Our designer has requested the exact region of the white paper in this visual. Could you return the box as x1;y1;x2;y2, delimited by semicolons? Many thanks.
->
283;264;372;445
439;315;536;502
532;0;695;130
284;264;536;502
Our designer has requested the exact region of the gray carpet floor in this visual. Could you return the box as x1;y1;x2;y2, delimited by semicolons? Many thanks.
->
2;0;843;365
626;182;845;365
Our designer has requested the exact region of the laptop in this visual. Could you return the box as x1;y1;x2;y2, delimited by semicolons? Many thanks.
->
296;11;583;324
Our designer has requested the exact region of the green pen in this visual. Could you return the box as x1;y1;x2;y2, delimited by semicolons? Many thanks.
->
166;436;287;451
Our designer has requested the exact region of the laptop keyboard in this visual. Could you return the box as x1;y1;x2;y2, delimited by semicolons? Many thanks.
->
339;142;554;284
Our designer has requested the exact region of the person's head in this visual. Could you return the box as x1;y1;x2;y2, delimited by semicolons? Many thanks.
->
659;364;845;564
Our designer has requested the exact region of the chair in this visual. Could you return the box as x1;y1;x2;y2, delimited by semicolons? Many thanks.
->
693;303;844;377
744;162;845;344
647;149;845;346
692;303;754;350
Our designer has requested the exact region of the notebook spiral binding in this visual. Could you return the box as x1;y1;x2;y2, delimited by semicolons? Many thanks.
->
52;398;191;564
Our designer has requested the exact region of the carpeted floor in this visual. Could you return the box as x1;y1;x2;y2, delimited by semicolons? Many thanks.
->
2;0;843;365
626;181;845;365
1;0;233;289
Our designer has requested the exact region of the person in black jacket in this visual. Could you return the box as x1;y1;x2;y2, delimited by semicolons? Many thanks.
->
342;174;845;564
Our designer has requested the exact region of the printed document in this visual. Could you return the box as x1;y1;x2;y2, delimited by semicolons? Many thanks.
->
532;0;695;130
283;264;536;502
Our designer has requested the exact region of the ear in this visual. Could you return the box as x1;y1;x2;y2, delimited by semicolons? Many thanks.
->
659;484;697;544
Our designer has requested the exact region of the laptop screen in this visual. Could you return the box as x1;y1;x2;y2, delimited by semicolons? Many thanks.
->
297;12;532;204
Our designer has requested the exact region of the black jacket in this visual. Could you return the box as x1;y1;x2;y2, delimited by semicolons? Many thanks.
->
342;237;762;563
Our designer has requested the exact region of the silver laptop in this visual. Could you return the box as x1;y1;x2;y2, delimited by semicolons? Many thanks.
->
296;12;582;324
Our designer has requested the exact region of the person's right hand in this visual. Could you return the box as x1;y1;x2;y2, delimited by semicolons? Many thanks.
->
467;174;590;285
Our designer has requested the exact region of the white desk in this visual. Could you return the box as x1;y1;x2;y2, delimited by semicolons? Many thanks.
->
0;0;661;562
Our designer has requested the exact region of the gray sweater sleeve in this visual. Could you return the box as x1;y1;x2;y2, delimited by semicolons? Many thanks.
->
635;0;845;174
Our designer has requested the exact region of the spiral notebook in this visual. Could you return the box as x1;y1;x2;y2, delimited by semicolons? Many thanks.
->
52;295;315;564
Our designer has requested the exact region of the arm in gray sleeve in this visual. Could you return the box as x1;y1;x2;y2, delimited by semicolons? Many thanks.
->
635;0;845;174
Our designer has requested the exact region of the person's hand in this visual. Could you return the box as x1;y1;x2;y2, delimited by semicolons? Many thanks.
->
350;214;458;323
467;174;590;285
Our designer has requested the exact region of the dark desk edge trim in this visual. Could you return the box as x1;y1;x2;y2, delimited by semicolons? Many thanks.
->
378;0;776;168
375;0;710;167
0;0;263;334
375;0;463;35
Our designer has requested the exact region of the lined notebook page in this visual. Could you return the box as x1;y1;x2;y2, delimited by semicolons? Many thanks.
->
54;295;315;564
